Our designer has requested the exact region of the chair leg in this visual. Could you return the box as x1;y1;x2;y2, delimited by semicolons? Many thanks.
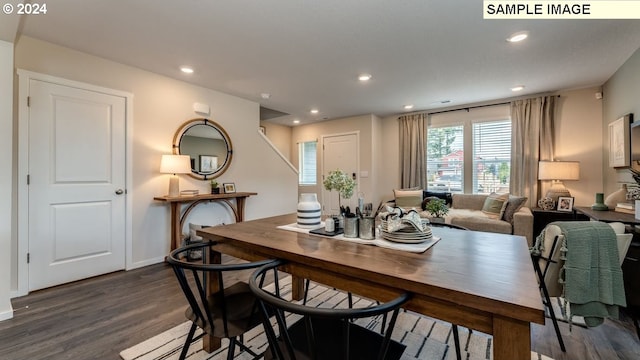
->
227;337;236;360
633;315;640;341
179;323;198;360
303;278;311;305
452;324;462;360
540;278;566;351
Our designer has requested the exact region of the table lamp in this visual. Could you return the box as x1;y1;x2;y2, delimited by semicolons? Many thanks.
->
160;154;192;197
538;160;580;202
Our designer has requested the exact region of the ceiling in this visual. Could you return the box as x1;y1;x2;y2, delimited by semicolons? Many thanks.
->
15;0;640;126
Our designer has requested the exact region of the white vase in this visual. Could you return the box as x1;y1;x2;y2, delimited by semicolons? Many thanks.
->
297;193;322;228
604;184;628;209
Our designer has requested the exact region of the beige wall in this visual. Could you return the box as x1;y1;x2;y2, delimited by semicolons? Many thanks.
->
261;121;292;161
291;114;380;207
1;40;14;320
12;36;297;281
555;87;605;206
378;115;402;201
603;47;640;195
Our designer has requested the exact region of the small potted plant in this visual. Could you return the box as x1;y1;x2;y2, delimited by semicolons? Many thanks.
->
210;179;220;194
323;169;356;211
323;169;356;228
424;198;449;222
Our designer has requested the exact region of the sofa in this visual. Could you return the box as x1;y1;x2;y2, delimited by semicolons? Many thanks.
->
392;190;533;246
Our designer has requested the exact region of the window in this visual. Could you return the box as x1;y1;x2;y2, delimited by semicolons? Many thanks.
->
298;141;317;185
473;120;511;194
427;105;511;194
427;126;463;192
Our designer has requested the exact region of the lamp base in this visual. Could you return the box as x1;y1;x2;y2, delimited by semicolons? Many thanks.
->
545;181;571;203
168;175;180;197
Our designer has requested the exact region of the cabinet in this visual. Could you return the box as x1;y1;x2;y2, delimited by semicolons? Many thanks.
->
531;207;588;239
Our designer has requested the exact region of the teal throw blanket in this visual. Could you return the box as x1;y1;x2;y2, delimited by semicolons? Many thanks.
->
554;221;626;327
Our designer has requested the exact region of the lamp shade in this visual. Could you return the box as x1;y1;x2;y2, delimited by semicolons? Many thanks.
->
160;154;192;174
538;161;580;181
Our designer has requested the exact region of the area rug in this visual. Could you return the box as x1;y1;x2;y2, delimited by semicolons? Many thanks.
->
120;277;553;360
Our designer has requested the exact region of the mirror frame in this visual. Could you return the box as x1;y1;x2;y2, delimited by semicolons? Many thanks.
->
172;118;233;180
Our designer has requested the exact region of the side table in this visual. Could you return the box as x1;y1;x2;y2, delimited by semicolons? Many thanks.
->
531;207;589;240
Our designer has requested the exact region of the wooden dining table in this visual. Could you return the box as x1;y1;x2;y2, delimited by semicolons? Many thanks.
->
197;213;545;360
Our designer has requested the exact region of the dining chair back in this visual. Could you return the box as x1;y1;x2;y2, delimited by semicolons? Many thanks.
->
532;221;632;352
167;241;277;360
249;260;410;360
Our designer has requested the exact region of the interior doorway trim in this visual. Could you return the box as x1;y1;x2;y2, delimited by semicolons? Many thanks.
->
15;69;134;297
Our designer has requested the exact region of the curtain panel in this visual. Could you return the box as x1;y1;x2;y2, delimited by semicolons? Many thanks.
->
510;96;555;207
398;113;428;189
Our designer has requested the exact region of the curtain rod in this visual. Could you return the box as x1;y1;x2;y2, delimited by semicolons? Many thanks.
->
399;93;560;118
427;101;510;116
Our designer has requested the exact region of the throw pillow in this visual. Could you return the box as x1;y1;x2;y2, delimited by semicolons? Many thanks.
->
422;191;453;206
481;193;510;219
502;196;528;223
394;189;423;209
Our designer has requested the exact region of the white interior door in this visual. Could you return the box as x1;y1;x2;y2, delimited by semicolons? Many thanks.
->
28;79;126;291
322;133;358;214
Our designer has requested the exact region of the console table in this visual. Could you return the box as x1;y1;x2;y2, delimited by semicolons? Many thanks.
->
154;192;257;250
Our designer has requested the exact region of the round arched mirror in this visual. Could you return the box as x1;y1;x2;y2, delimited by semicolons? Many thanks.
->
173;118;233;180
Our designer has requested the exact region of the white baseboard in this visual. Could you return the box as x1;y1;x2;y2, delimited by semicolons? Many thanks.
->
127;256;165;270
0;306;14;322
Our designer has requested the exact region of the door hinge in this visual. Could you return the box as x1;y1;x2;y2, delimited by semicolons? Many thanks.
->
27;253;30;263
27;96;30;107
27;174;30;185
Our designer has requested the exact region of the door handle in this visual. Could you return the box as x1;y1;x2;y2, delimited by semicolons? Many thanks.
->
115;189;124;195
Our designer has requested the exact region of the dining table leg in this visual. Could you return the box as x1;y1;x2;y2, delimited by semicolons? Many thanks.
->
493;315;531;360
203;247;222;352
290;275;304;301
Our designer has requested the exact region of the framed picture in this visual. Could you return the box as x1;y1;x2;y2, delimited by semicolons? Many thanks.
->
557;196;574;212
259;126;266;135
609;114;631;168
199;155;218;172
223;182;236;193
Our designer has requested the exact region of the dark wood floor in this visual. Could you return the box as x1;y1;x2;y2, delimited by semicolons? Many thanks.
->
0;258;638;360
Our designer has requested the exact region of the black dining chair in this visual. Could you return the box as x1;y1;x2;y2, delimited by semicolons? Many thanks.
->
530;222;632;352
428;221;469;360
167;241;278;360
249;259;410;360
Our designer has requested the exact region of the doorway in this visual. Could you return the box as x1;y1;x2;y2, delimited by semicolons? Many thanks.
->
17;70;133;294
321;133;359;214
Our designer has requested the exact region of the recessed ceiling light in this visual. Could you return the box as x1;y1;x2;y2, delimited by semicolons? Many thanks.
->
310;109;319;114
511;85;525;92
293;119;300;124
180;66;194;74
507;31;528;43
260;93;271;100
403;104;414;110
358;74;372;81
